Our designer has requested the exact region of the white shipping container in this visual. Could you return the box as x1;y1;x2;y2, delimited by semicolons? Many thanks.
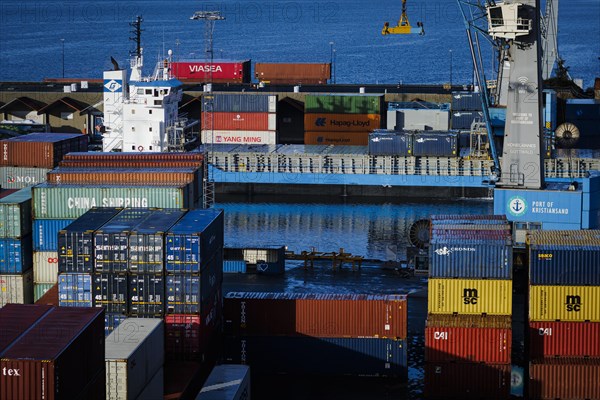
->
0;166;50;189
196;364;250;400
33;251;59;284
0;270;34;306
201;130;277;145
134;367;163;400
267;95;277;113
105;318;165;400
393;109;450;131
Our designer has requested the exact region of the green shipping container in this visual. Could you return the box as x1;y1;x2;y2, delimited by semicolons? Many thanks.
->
32;183;195;219
0;187;32;238
34;282;55;302
305;94;383;114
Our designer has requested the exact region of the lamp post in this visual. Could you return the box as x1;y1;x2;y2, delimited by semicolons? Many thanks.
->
61;38;65;78
333;49;337;84
449;49;453;87
329;41;334;84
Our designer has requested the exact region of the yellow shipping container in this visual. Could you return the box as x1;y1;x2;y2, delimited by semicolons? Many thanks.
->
428;278;512;316
529;285;600;322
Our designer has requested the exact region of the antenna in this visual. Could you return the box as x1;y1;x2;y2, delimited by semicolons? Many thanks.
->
129;16;143;58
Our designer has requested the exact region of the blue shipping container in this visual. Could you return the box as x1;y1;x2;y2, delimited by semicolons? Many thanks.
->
529;245;600;285
165;209;224;273
450;111;483;130
0;235;33;274
93;273;128;314
128;274;165;316
33;219;74;251
412;132;458;157
223;260;247;273
224;336;407;378
58;272;92;307
429;242;513;279
212;93;276;113
368;130;412;156
104;313;127;337
451;91;482;111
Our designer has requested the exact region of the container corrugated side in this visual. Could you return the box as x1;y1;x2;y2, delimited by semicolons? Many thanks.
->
34;282;55;302
0;133;88;169
224;336;407;378
211;94;277;113
0;270;33;307
105;318;164;400
63;152;204;162
58;272;92;307
304;114;381;132
255;63;330;84
33;251;58;283
305;94;383;114
425;315;511;364
424;362;510;399
450;91;483;111
412;132;458;157
528;244;600;285
368;130;412;156
223;260;247;273
529;285;600;322
211;112;276;131
0;235;33;274
529;358;600;400
304;131;369;146
196;364;250;400
33;183;194;219
0;166;50;189
0;303;54;354
128;274;165;316
428;242;512;279
0;187;31;238
33;218;74;251
46;168;197;188
529;321;600;358
427;278;512;316
93;273;128;314
224;293;408;338
166;260;222;315
171;61;250;83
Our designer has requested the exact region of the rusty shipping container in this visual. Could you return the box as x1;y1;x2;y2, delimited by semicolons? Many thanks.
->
425;315;511;364
0;133;88;169
224;292;408;338
58;160;203;169
529;321;600;358
46;168;197;186
210;112;276;131
304;131;369;146
529;358;600;400
0;306;105;400
0;304;53;354
62;152;204;162
304;114;381;132
529;285;600;322
424;362;511;399
255;63;331;84
427;278;512;316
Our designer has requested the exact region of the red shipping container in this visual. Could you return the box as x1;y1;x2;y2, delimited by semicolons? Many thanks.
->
0;304;53;355
529;358;600;400
529;321;600;358
224;293;407;339
170;61;251;83
424;362;511;399
425;315;511;364
0;306;105;400
209;112;276;131
46;168;196;185
0;133;88;168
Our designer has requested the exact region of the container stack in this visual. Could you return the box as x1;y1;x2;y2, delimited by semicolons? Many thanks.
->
304;94;383;145
0;188;33;307
202;93;278;145
450;91;483;130
527;230;600;399
367;130;458;157
0;133;88;189
425;214;513;399
223;292;408;378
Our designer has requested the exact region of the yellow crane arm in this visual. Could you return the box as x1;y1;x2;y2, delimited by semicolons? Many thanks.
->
382;0;425;35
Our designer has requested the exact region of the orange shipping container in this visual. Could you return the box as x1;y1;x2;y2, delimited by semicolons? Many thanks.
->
63;152;204;162
255;63;330;84
46;168;196;186
304;131;369;146
209;112;276;131
304;114;381;132
529;358;600;400
59;160;203;169
0;133;88;169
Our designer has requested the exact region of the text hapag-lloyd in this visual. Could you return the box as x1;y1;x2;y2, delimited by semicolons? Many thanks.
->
329;119;372;128
67;197;149;209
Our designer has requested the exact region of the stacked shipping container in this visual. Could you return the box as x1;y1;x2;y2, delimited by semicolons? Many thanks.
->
450;91;483;130
223;292;408;378
527;230;600;399
254;63;331;84
425;214;513;399
202;94;278;145
304;94;383;145
368;130;459;157
0;188;33;307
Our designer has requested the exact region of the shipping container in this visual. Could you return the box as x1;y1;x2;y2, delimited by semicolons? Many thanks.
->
0;303;53;355
104;313;127;337
59;159;203;169
135;367;163;400
224;336;407;378
529;285;600;322
196;364;250;400
427;279;512;316
0;166;50;189
58;273;92;307
565;99;600;120
128;274;165;316
166;263;220;315
170;60;251;83
0;187;31;238
63;152;204;162
34;282;56;302
411;132;459;157
424;362;511;399
451;91;483;111
35;282;58;306
0;270;33;307
0;235;33;274
430;214;508;222
391;109;450;131
33;218;74;251
57;208;121;273
129;209;186;273
304;131;369;146
304;113;381;132
0;132;88;169
368;130;413;156
223;260;247;273
210;112;276;131
450;111;484;130
33;251;59;283
428;242;512;279
224;292;407;338
529;321;600;358
105;318;164;400
0;306;105;400
165;209;224;273
255;62;330;84
211;94;277;113
305;94;383;114
93;273;128;314
425;315;511;364
33;183;194;219
201;130;277;145
529;358;600;400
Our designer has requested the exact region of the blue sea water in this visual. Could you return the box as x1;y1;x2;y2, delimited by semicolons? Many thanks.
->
0;0;598;86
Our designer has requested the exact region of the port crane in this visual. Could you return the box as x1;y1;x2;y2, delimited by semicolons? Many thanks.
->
382;0;424;35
